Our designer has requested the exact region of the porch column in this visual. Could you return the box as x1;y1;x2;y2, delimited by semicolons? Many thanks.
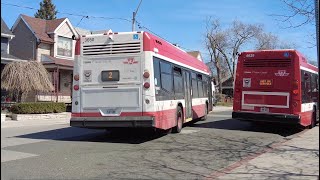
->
56;66;60;102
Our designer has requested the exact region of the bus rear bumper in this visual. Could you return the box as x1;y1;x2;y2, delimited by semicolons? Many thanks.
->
232;111;300;124
70;116;155;128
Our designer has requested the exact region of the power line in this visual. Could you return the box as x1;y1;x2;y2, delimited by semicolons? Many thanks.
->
1;2;131;22
2;2;212;58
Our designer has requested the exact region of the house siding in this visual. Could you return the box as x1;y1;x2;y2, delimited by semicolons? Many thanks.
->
37;43;51;62
10;20;36;60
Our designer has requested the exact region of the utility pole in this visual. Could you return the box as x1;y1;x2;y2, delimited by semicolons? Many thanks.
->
132;0;142;31
315;0;319;68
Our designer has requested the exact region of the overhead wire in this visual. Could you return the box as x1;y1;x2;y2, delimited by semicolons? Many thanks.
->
2;2;212;59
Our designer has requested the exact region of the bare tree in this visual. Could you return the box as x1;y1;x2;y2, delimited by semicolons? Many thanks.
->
1;61;54;102
205;19;262;84
278;0;315;28
228;21;263;77
205;19;230;92
255;32;279;50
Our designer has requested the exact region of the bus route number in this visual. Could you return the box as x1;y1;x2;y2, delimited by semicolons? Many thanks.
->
246;54;255;58
84;38;94;43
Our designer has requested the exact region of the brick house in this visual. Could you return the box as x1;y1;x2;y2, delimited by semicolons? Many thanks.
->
1;18;26;102
10;14;78;103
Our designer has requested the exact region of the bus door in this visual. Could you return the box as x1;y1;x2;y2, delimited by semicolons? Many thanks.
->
183;70;192;120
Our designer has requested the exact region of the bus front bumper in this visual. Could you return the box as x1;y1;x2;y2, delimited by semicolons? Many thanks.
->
232;111;300;124
70;116;155;128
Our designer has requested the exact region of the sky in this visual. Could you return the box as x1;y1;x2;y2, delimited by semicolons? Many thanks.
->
1;0;317;63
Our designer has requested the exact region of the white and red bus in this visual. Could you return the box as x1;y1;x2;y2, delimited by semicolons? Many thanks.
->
233;49;319;128
70;31;212;133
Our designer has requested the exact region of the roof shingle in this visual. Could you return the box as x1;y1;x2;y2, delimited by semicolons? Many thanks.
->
21;14;66;44
1;18;13;35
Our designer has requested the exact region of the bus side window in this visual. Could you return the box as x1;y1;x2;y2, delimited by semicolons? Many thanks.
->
173;67;184;99
301;70;312;103
191;73;198;98
311;73;319;102
160;60;173;100
197;74;203;98
153;58;161;88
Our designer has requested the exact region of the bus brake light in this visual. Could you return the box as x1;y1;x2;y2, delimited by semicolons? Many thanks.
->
144;82;150;89
74;85;79;91
293;89;299;95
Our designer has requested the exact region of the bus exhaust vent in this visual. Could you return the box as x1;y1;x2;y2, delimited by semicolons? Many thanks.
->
244;59;291;67
82;42;141;56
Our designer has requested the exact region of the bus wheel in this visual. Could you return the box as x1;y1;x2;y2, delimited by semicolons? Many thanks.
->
201;104;208;121
173;106;183;133
309;108;317;129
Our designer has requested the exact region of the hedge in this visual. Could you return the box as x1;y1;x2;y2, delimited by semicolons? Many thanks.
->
11;102;66;114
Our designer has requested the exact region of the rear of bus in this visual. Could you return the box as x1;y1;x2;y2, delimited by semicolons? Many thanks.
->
232;50;301;125
71;32;153;128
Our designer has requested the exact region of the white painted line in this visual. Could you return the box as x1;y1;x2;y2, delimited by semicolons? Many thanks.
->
1;150;38;163
180;129;199;134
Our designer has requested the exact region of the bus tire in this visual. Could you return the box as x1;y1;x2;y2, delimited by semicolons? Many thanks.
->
172;106;183;133
309;107;317;129
201;103;208;121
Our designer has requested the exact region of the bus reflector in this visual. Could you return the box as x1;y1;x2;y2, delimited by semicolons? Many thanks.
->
144;82;150;89
293;89;299;95
74;74;79;81
143;71;150;78
74;85;79;91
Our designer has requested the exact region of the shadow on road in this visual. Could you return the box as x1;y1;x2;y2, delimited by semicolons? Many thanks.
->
189;118;305;137
15;127;166;144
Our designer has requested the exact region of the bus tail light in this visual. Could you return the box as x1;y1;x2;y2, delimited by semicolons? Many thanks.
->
143;71;150;78
292;80;299;95
144;82;150;89
73;85;79;91
74;74;79;81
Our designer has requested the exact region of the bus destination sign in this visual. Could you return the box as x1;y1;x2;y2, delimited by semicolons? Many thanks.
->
259;79;272;86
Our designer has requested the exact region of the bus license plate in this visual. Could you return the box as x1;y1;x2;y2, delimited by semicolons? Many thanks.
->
105;109;116;114
260;107;269;113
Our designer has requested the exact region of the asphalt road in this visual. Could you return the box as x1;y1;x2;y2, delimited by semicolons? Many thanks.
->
1;110;305;180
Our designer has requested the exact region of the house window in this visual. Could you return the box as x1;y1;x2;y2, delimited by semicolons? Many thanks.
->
57;36;72;57
1;37;9;53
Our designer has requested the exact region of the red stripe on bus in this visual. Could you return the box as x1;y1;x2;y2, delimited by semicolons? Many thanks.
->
243;94;288;106
143;32;210;74
71;104;207;129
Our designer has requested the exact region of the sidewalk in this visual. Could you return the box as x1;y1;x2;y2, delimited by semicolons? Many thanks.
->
213;126;319;180
212;106;233;112
1;113;71;128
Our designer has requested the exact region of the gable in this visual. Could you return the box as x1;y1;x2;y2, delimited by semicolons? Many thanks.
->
54;19;78;38
56;22;74;37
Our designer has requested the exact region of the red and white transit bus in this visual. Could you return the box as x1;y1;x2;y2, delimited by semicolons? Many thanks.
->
232;49;319;128
70;31;212;133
